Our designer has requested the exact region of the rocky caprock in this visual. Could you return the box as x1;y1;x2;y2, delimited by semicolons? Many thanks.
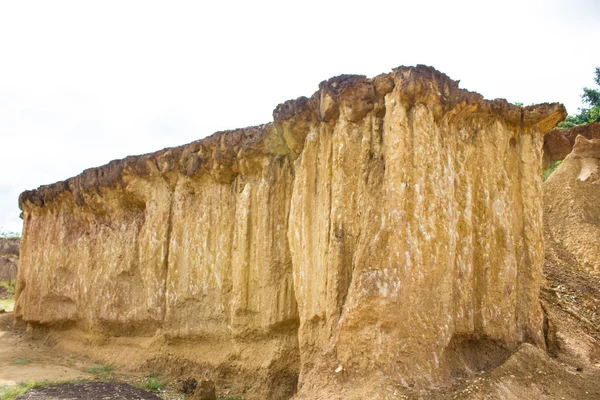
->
16;66;565;399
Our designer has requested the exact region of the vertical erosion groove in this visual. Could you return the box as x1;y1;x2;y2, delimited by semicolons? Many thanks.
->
161;192;175;322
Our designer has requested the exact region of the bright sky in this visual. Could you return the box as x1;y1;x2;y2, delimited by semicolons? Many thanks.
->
0;0;598;233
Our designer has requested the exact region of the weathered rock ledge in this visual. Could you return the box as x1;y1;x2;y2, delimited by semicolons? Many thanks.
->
16;65;565;399
20;66;563;211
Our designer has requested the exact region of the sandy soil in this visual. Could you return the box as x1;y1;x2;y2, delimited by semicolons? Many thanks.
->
3;307;600;400
0;313;185;399
0;313;91;387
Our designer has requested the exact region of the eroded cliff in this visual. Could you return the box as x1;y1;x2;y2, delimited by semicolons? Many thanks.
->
16;65;565;399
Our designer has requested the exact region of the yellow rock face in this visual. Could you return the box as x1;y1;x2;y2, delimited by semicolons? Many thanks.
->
16;66;565;399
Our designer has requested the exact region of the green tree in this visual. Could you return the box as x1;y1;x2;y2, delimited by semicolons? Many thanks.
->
558;67;600;129
0;230;20;239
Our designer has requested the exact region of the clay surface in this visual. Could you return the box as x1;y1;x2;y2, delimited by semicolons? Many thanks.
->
15;66;566;399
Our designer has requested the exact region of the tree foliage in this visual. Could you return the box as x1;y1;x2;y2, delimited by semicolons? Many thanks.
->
0;230;20;239
558;67;600;129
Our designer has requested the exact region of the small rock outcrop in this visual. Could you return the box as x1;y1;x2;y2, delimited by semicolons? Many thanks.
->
191;380;216;400
0;237;19;282
15;65;565;399
543;122;600;167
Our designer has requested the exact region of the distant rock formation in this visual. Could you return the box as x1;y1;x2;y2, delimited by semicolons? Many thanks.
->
15;66;565;399
0;237;19;282
543;122;600;168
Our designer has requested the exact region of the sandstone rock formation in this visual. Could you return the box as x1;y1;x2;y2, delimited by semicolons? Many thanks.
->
15;66;566;399
0;237;19;282
543;122;600;168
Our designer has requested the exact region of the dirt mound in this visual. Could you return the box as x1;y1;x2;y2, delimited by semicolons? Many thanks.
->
544;135;600;280
541;134;600;379
18;382;162;400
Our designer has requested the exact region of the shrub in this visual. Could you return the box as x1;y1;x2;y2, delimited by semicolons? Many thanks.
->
135;376;165;392
543;160;563;181
82;364;117;380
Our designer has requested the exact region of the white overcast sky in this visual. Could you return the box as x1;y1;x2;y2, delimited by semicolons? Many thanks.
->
0;0;599;233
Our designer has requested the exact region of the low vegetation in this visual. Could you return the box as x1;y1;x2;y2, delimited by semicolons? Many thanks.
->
0;280;15;296
135;375;165;392
0;380;87;400
543;160;563;181
0;381;43;400
0;299;13;312
0;232;19;239
0;280;15;312
82;364;117;380
9;358;36;366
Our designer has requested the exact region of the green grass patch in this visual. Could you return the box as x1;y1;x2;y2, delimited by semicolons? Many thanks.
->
0;299;14;312
0;379;86;400
0;381;43;400
543;160;563;181
9;358;36;366
82;364;117;380
0;280;15;296
134;375;166;392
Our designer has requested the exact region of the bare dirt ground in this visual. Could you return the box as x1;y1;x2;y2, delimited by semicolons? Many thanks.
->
0;313;90;387
0;313;183;400
3;307;600;399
